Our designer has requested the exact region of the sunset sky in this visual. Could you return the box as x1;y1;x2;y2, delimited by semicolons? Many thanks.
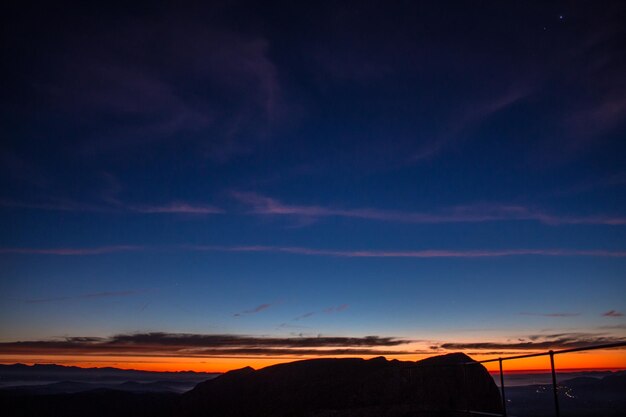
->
1;1;625;373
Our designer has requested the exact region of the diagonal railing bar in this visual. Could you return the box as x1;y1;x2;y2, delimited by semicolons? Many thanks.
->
468;341;626;364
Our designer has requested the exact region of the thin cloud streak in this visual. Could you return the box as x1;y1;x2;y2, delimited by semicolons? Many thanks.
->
234;303;272;317
293;312;315;321
292;304;349;322
233;192;626;226
127;203;223;214
0;199;111;213
3;244;626;258
0;246;143;255
23;290;142;304
520;312;581;317
603;310;625;317
190;245;626;259
324;304;349;313
0;199;222;215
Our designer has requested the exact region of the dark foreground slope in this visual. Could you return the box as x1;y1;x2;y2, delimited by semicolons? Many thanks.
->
180;353;502;417
0;390;179;417
0;354;501;417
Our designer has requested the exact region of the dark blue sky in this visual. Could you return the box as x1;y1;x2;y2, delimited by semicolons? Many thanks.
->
1;1;625;370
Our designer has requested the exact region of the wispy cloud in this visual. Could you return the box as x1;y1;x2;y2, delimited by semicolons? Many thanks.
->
23;290;143;304
0;246;143;255
324;304;349;313
0;332;413;358
189;245;626;259
1;199;222;215
293;312;315;321
409;86;533;162
0;199;110;213
520;312;581;317
603;310;624;317
125;203;223;214
233;192;626;226
556;172;626;196
234;303;272;317
3;244;626;258
22;21;285;160
291;304;349;322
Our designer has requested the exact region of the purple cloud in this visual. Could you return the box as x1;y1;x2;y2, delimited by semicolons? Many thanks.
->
0;246;143;256
128;203;223;215
190;245;626;259
3;244;626;258
603;310;624;317
1;198;223;215
232;192;626;226
31;21;286;160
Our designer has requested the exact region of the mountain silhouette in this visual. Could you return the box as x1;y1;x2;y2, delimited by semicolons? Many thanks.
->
180;354;502;416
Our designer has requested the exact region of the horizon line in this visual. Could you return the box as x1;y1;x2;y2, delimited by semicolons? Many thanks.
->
1;360;625;375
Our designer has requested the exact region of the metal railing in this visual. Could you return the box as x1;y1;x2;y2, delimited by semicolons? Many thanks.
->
465;341;626;417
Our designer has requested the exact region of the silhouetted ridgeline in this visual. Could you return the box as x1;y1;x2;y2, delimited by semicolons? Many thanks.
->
0;363;216;384
180;353;502;416
0;354;501;417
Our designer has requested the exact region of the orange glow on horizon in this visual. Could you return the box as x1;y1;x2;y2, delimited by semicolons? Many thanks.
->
1;349;625;373
0;354;297;373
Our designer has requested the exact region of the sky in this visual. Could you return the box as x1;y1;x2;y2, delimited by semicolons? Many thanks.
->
1;1;625;373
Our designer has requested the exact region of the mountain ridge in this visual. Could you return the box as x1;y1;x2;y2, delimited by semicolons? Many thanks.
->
0;363;217;376
180;353;502;416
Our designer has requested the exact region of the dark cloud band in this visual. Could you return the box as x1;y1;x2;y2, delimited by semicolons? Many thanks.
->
0;332;413;358
439;333;626;351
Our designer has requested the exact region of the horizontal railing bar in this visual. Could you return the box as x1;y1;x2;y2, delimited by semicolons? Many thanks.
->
404;409;516;417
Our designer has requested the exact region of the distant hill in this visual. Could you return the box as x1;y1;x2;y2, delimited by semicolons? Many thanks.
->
0;363;218;385
0;363;219;397
505;371;626;417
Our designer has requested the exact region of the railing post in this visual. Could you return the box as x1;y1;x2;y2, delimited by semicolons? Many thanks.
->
499;358;507;417
463;363;469;414
550;350;560;417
